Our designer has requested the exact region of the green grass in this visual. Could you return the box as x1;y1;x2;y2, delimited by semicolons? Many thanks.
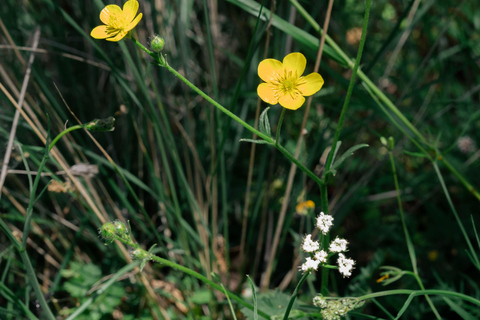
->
1;0;480;319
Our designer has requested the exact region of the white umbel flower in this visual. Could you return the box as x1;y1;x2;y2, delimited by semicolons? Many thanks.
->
300;257;321;273
314;250;328;263
337;253;355;277
329;237;348;253
313;295;328;308
316;212;334;235
302;234;320;253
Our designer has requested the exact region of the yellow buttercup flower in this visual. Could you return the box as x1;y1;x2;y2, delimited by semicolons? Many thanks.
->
91;0;143;42
257;52;324;110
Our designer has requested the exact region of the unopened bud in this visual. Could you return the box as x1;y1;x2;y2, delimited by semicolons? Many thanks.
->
131;248;149;261
150;35;165;53
113;220;128;237
85;117;115;132
100;222;116;243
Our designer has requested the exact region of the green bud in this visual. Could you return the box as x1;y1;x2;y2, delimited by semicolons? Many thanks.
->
113;220;128;237
388;136;395;150
131;248;150;261
380;136;388;147
85;117;115;132
150;35;165;53
99;222;116;243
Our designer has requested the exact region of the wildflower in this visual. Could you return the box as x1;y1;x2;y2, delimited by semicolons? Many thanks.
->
296;200;315;215
314;250;328;263
329;237;348;253
302;234;319;253
300;257;321;273
313;295;328;308
257;52;324;110
337;253;355;277
91;0;143;42
316;211;334;235
457;136;476;154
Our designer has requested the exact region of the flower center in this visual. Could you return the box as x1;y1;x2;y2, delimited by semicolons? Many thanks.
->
271;70;307;100
108;14;126;30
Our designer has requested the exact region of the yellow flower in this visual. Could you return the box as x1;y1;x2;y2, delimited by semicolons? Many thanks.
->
295;200;315;215
91;0;143;42
257;52;324;110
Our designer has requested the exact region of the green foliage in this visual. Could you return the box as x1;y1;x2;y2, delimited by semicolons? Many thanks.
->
60;262;125;320
240;291;307;320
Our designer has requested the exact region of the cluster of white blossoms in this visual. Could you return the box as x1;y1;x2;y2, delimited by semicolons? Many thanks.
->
313;295;365;320
300;212;355;278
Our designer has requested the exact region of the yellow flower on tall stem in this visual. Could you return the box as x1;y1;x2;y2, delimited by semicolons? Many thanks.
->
90;0;143;42
257;52;324;110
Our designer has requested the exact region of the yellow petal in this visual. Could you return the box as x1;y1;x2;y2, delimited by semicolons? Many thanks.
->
90;25;110;39
100;5;122;25
125;13;142;32
283;52;306;78
279;94;305;110
298;73;324;96
257;83;278;105
258;59;283;83
106;30;128;42
123;0;139;23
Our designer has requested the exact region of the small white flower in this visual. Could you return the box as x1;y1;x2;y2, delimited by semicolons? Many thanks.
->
314;250;328;263
329;237;348;253
337;253;355;278
316;212;334;235
302;234;320;253
313;295;328;308
300;257;320;273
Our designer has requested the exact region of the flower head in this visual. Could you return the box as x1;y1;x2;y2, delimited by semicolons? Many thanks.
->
91;0;143;42
314;250;328;263
337;253;355;277
316;211;334;235
300;257;321;273
296;200;315;215
329;237;348;253
257;52;324;110
302;234;320;253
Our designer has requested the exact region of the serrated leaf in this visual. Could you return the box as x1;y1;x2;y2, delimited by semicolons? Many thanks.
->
331;143;369;171
259;107;271;137
246;276;258;320
240;290;308;320
240;138;271;144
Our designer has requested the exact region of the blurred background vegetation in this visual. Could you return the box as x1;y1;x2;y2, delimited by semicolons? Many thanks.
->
1;0;479;318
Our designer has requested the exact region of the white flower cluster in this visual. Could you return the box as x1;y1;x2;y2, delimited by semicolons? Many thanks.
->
312;295;365;320
299;212;355;278
316;211;334;235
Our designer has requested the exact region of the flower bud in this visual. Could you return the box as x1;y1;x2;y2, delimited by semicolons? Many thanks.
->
131;248;149;261
150;35;165;53
99;222;116;242
85;117;115;132
113;220;128;237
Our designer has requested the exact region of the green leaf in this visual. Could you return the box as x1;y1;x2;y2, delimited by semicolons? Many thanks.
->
240;290;308;320
331;144;369;172
259;107;272;137
191;289;213;304
403;150;428;158
246;276;258;320
240;138;271;144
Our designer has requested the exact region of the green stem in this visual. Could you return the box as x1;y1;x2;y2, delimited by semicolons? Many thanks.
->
275;108;286;147
283;272;309;320
48;125;83;151
323;0;371;174
388;150;417;274
389;150;441;319
351;289;480;306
